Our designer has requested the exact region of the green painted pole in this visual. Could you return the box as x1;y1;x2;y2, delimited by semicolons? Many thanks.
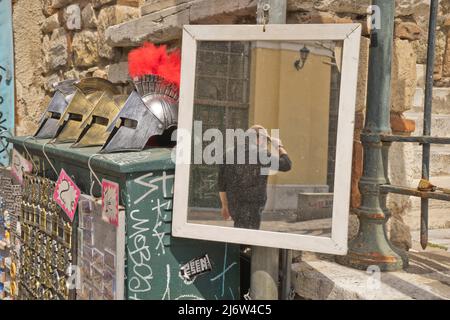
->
336;0;408;271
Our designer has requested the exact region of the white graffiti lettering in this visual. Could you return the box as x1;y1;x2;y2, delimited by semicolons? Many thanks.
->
134;172;174;205
128;209;153;295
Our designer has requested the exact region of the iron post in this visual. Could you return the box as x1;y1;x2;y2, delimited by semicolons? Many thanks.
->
336;0;408;271
420;0;439;250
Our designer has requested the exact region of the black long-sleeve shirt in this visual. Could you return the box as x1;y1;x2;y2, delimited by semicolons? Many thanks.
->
218;147;292;210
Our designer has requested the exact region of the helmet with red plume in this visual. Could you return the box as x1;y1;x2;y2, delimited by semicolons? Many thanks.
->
101;43;181;153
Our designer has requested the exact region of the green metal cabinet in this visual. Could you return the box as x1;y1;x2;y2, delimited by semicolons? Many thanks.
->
9;136;240;300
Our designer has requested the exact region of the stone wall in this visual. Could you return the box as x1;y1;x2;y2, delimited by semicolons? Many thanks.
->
12;0;142;136
287;0;450;86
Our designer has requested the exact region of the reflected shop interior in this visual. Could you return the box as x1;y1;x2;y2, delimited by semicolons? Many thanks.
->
187;40;343;237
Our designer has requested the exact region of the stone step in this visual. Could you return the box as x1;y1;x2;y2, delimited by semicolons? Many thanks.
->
396;146;450;179
403;111;450;138
413;147;450;176
405;207;450;230
411;229;450;250
412;87;450;114
291;254;450;300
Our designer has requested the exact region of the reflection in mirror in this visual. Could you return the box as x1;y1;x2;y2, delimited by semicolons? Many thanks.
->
187;40;343;238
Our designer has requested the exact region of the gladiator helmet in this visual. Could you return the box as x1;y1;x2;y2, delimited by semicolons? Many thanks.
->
34;79;77;139
101;43;181;153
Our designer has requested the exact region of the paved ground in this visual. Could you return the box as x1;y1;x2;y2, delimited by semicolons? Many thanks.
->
188;210;332;236
405;207;450;231
411;228;450;252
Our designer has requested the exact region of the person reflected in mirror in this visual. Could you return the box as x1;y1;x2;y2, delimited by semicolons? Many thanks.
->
218;125;292;230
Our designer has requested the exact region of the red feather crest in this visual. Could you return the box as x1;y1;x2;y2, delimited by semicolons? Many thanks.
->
128;42;181;87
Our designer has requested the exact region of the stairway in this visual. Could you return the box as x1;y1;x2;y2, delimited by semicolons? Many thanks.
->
402;64;450;231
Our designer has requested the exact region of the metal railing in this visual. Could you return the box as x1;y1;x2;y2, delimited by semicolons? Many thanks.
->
338;0;448;271
379;0;447;251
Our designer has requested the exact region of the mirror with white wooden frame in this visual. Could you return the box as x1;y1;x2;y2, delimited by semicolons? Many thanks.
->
172;24;361;254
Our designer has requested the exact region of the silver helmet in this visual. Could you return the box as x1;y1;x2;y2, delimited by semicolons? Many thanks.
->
34;79;77;139
100;75;178;153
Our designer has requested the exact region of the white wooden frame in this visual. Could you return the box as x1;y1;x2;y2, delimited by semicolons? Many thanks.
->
172;24;362;255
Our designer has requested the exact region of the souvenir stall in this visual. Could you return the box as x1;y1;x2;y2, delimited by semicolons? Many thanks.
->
4;43;240;300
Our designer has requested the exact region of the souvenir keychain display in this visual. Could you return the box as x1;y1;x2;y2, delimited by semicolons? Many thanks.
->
18;172;74;300
0;167;22;300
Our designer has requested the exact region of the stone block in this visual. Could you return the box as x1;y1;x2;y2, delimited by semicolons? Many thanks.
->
310;11;353;24
391;39;417;113
141;0;192;16
388;216;412;251
51;0;73;9
396;0;430;17
106;0;258;47
118;0;145;7
390;113;416;135
42;13;60;33
43;28;68;72
416;64;426;88
412;87;450;114
93;67;109;79
444;16;450;27
189;0;257;23
64;68;80;80
72;30;100;67
356;37;369;112
93;0;116;8
312;0;370;15
82;3;98;29
443;32;450;77
395;21;422;41
107;61;129;83
43;0;58;16
297;193;333;222
98;3;140;29
64;4;82;30
287;0;314;12
98;4;140;58
106;4;189;46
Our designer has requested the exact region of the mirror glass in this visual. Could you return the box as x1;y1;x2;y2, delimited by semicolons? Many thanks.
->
186;40;344;238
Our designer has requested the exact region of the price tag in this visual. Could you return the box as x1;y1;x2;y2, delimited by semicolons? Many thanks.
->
101;179;119;227
11;149;33;185
53;169;81;222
